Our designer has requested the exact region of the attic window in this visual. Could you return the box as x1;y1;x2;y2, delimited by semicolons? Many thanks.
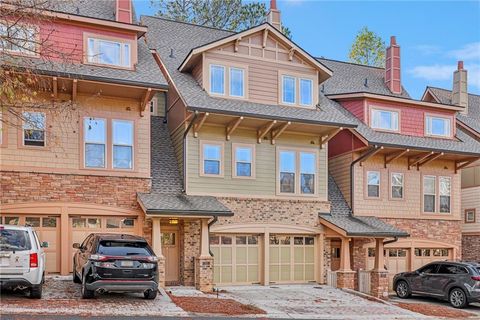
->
370;108;399;132
87;37;131;68
425;115;451;138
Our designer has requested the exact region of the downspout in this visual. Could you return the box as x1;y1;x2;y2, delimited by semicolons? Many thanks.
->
349;145;380;209
182;110;198;192
383;237;398;245
208;216;218;257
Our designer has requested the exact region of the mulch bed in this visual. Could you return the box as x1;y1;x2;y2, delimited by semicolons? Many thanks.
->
395;302;476;318
168;294;266;315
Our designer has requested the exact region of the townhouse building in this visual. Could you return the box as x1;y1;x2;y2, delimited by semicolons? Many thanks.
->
0;0;166;275
421;63;480;261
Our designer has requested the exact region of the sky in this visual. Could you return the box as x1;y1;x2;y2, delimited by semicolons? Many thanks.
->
133;0;480;99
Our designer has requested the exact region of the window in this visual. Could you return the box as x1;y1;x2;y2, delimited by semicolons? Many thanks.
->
465;209;476;223
282;76;296;104
300;152;315;194
87;37;131;68
371;109;399;131
0;111;3;145
0;24;36;55
439;177;451;213
437;264;468;274
84;118;106;168
279;150;296;193
112;120;133;169
233;144;254;178
299;79;313;106
367;171;380;198
423;176;436;213
210;65;225;95
23;112;45;147
426;116;451;137
391;173;404;199
417;264;438;274
202;143;222;176
230;67;244;97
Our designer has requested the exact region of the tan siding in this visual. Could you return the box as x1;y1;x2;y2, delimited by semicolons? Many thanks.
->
461;186;480;233
171;123;185;182
192;59;203;87
186;125;327;199
329;153;353;205
462;165;480;188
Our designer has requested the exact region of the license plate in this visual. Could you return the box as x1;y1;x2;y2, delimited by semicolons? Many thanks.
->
120;260;134;267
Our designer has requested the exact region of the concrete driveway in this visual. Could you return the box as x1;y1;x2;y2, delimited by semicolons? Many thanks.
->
390;294;480;317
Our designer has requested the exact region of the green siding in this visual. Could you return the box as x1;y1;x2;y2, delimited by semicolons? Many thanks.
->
186;125;328;199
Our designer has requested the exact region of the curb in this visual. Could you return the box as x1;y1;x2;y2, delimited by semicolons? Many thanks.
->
342;288;394;306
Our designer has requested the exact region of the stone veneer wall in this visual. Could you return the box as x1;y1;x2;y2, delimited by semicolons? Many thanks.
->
462;235;480;261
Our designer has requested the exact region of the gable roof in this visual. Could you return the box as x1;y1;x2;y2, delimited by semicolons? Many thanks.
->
179;23;332;83
424;87;480;136
142;16;356;128
50;0;138;24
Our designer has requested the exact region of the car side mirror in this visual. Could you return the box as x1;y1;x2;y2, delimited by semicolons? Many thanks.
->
40;241;49;248
72;243;81;249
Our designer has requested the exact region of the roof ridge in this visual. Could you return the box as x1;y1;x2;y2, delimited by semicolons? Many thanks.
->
429;86;480;98
316;57;385;70
141;15;236;34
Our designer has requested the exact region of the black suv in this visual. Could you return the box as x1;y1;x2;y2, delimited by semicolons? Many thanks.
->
393;261;480;308
73;233;158;299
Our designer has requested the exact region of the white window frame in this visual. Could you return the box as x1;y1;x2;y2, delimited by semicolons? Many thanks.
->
232;143;255;179
465;209;476;223
83;117;106;169
439;176;451;213
209;64;226;96
281;75;296;105
390;172;404;199
370;108;399;132
22;111;46;147
112;119;134;170
299;78;313;107
200;141;224;177
425;115;451;138
229;67;245;98
87;37;131;68
423;175;436;213
277;148;318;196
366;171;381;198
0;23;37;55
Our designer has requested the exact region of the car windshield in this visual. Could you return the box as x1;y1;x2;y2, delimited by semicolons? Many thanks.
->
98;240;152;256
0;229;31;251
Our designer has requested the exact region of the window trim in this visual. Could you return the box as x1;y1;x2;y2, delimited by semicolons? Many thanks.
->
83;32;136;70
390;172;404;200
83;117;107;169
206;60;248;100
369;106;400;132
439;176;451;214
112;119;134;170
422;175;437;214
424;113;453;138
365;170;381;199
232;143;255;179
299;78;314;107
21;111;46;148
465;209;476;223
229;67;245;98
199;140;224;178
276;147;318;197
209;64;226;96
278;71;317;108
281;75;297;105
0;22;39;57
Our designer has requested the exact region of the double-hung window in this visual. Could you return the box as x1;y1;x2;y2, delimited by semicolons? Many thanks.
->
23;112;45;147
367;171;380;198
112;120;134;169
279;149;317;195
391;173;404;199
300;152;315;194
281;75;314;107
0;24;36;55
87;37;131;68
279;150;296;193
229;67;244;97
282;76;296;104
371;109;399;131
202;143;222;176
233;144;254;178
210;65;225;95
423;176;436;213
299;79;313;106
425;116;451;137
439;176;451;213
84;118;106;168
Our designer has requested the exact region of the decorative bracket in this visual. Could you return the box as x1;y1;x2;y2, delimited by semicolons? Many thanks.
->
257;120;276;143
384;149;409;168
193;112;209;138
226;116;243;141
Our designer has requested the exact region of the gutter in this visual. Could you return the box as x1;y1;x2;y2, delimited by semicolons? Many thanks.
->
208;216;218;257
349;145;381;209
384;237;399;245
182;111;199;191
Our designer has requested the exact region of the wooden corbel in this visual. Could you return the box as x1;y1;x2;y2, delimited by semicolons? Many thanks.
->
359;146;383;166
257;120;276;143
52;77;58;99
234;37;242;52
288;48;295;61
140;88;153;117
384;149;409;168
408;152;433;170
226;116;243;141
72;79;78;102
271;121;291;144
417;152;444;170
320;127;343;149
193;112;209;138
262;29;269;48
455;157;479;173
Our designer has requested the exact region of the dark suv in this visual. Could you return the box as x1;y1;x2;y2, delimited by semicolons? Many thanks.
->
393;261;480;308
73;233;158;299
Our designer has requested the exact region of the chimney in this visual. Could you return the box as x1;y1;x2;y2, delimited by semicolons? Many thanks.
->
267;0;281;31
116;0;132;24
385;36;401;94
452;60;468;112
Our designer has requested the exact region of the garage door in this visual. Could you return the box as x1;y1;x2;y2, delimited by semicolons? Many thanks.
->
0;215;60;273
413;248;450;270
210;234;260;285
269;235;315;283
367;248;409;290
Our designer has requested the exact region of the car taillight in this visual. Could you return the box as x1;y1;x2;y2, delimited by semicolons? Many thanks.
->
471;276;480;281
89;254;107;261
30;253;38;268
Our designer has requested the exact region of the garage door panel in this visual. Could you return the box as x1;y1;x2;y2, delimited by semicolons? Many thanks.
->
294;247;304;263
221;266;233;283
305;264;315;279
294;265;304;281
220;247;232;264
236;265;247;282
248;247;258;263
280;247;290;263
248;265;258;282
236;247;247;264
305;247;314;264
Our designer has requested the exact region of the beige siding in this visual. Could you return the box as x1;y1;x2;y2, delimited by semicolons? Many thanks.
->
186;125;327;200
462;165;480;188
461;186;480;233
329;153;353;205
0;93;150;178
352;154;461;220
192;58;203;87
171;123;185;181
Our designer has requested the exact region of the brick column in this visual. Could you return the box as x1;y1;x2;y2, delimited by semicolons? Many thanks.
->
370;271;389;300
195;256;214;292
336;271;355;289
157;256;166;288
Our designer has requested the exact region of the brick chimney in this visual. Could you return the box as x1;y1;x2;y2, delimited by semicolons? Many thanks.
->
267;0;281;31
385;36;401;94
116;0;132;24
452;61;468;112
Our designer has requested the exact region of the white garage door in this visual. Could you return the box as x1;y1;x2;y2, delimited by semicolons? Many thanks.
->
210;234;260;285
413;248;450;270
269;235;315;283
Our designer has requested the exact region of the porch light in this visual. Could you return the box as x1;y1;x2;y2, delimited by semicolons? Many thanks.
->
169;218;179;225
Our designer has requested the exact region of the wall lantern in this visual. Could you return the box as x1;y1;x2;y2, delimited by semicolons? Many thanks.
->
169;218;179;225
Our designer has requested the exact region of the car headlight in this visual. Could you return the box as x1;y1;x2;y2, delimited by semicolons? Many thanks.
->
140;263;155;269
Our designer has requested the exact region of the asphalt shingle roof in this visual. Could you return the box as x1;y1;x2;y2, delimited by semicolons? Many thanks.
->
142;16;357;128
428;87;480;135
51;0;138;24
323;176;409;237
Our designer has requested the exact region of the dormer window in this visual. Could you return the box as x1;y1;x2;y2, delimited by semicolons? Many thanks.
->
300;79;313;106
208;63;246;98
87;37;131;68
279;73;315;107
0;24;37;55
229;68;244;97
282;76;296;104
425;115;451;138
370;108;399;132
210;65;225;95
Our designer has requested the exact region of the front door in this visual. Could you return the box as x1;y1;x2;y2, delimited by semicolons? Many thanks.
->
162;229;179;284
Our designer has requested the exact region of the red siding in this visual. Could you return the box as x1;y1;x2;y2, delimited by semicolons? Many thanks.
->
328;129;366;158
340;100;365;121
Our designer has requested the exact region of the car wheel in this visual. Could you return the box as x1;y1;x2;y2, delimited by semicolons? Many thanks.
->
449;288;468;309
30;284;42;299
395;280;411;299
144;289;157;300
73;262;81;284
81;272;95;299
